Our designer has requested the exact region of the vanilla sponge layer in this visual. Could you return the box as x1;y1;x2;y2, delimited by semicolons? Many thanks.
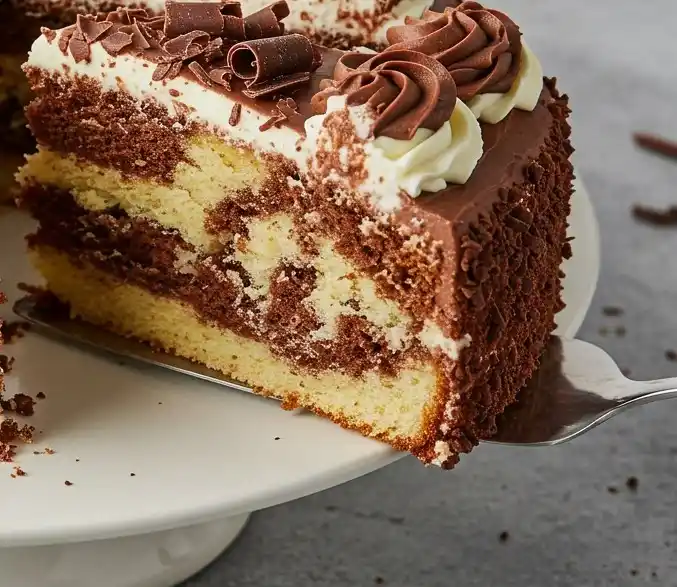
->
18;139;265;251
31;245;443;447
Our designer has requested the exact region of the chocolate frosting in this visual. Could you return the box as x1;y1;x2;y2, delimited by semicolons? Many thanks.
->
386;1;522;101
311;49;456;140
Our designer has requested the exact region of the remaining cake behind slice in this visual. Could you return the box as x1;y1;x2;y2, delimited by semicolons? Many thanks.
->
18;0;573;467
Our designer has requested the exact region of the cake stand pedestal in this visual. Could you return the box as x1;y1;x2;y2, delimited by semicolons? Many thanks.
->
0;516;249;587
0;178;598;587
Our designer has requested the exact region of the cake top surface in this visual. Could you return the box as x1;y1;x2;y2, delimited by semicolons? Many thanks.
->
28;0;558;217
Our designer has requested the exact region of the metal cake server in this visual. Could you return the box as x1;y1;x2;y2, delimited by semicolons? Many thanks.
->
13;296;677;447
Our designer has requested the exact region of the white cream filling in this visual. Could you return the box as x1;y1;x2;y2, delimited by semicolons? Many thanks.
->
468;42;544;124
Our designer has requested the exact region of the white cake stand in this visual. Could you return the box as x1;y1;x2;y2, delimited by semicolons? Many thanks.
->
0;178;599;587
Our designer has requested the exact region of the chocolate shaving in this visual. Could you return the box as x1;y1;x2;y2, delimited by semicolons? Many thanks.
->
163;30;210;60
208;66;233;89
51;0;315;103
41;27;57;43
68;28;90;63
260;113;284;132
77;14;113;44
152;60;183;81
100;31;134;55
119;23;152;51
57;25;76;55
202;37;225;62
259;97;299;131
634;132;677;160
276;97;303;126
164;1;225;38
229;103;242;126
187;61;213;87
243;0;289;39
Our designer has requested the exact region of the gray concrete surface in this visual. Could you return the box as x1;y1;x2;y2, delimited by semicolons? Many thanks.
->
184;1;677;585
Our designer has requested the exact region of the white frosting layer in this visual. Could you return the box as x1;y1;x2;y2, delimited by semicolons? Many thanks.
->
468;42;544;124
243;0;433;46
302;95;483;209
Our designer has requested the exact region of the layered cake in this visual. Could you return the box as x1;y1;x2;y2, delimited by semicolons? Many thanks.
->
17;0;573;467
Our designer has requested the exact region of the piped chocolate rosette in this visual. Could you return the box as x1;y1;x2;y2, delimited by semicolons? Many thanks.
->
304;0;544;204
386;1;543;123
306;27;484;201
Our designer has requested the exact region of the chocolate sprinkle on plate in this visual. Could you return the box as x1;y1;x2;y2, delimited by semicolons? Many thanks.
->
634;132;677;160
631;204;677;226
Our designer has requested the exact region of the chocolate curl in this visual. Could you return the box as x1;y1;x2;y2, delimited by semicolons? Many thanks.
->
243;0;289;39
164;0;225;38
228;33;314;85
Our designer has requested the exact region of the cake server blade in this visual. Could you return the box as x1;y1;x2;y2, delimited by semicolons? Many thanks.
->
12;295;257;397
13;296;677;446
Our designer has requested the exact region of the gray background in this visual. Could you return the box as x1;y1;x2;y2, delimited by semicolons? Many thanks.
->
185;1;677;585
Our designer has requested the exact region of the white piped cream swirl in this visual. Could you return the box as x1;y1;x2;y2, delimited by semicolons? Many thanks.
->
468;43;544;124
372;98;483;194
